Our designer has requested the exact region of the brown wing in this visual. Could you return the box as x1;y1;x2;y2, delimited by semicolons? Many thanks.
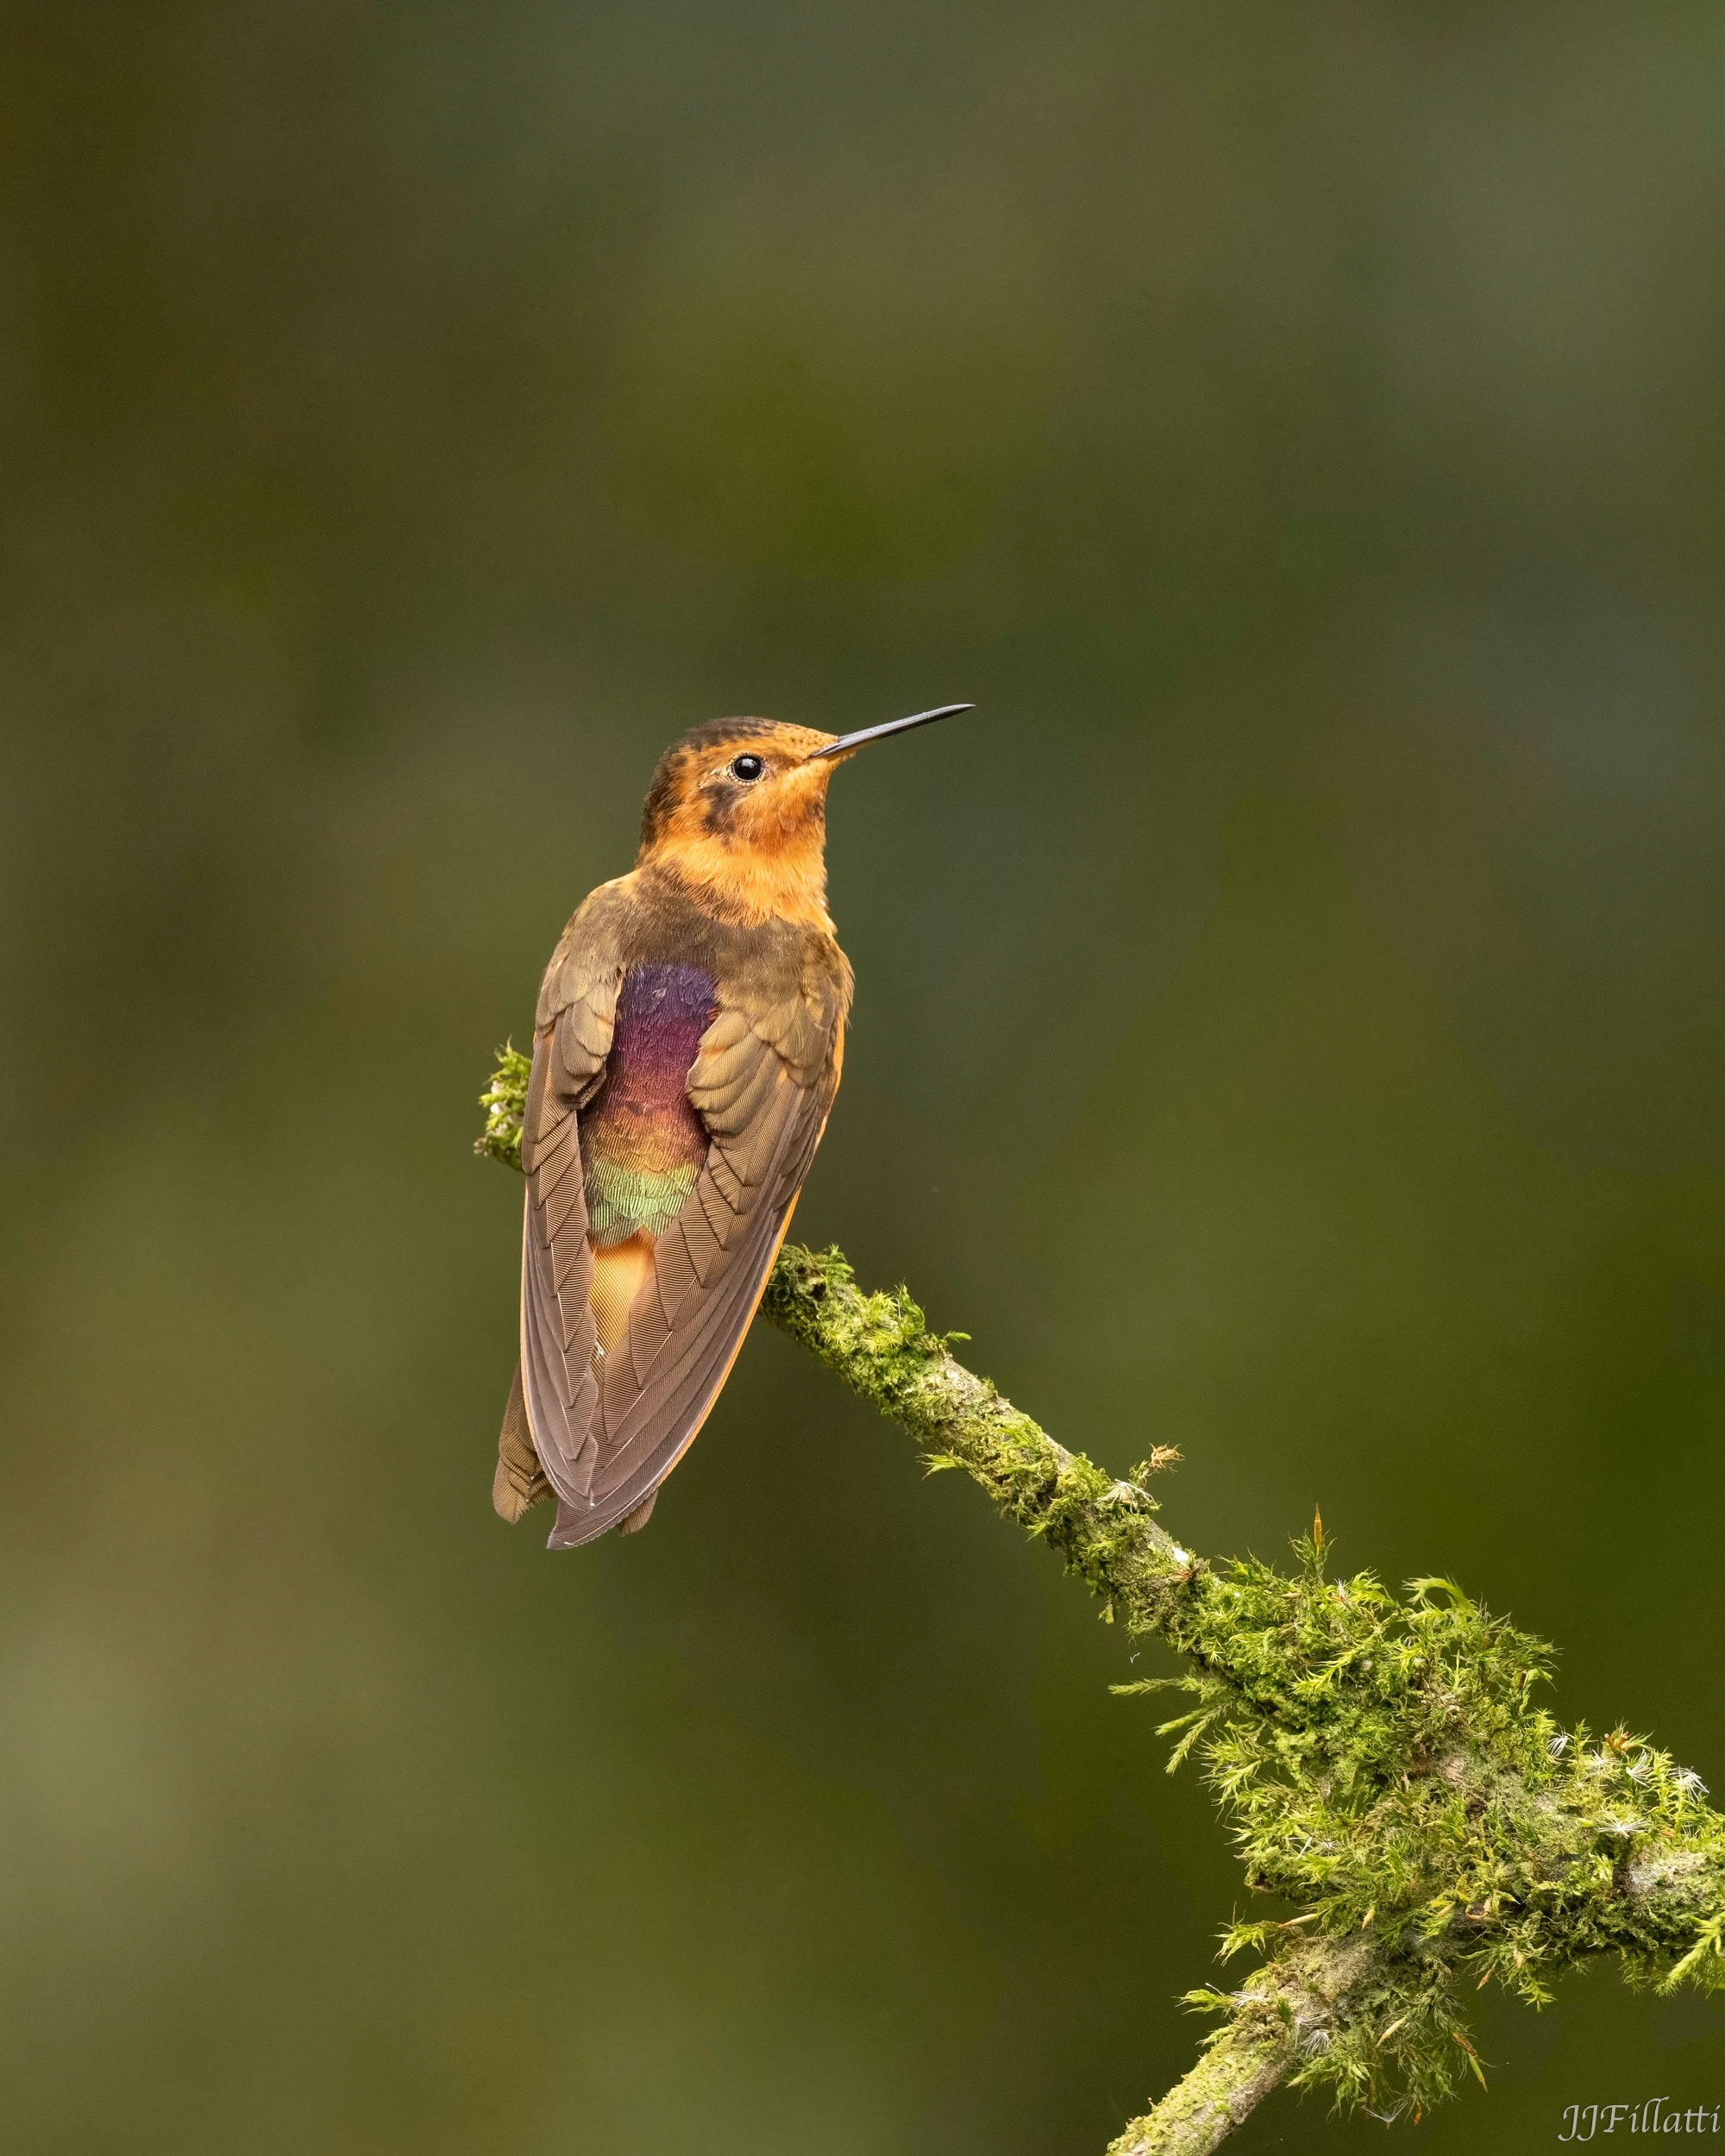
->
543;965;844;1551
508;898;624;1519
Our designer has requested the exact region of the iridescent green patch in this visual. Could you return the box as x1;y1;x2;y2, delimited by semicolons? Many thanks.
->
586;1157;701;1246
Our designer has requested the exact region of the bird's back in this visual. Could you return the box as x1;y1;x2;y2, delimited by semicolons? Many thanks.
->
500;865;851;1545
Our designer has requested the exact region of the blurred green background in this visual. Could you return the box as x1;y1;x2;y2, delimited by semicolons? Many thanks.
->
4;3;1725;2149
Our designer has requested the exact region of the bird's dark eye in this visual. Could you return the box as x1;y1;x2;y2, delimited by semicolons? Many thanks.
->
731;754;766;782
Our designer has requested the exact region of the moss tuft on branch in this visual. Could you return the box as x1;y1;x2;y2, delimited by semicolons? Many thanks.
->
474;1042;532;1169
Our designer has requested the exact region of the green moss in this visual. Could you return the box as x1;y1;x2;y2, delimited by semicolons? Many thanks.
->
475;1049;1725;2140
748;1226;1725;2124
474;1043;530;1170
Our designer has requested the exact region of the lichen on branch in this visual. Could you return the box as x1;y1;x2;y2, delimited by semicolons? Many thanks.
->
478;1049;1725;2153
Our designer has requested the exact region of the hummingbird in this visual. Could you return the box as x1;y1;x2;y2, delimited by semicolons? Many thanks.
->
494;702;974;1550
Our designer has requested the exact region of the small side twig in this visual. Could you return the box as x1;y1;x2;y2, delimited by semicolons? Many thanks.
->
1107;1940;1377;2156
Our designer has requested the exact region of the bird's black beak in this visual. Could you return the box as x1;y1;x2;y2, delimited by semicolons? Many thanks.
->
806;703;975;761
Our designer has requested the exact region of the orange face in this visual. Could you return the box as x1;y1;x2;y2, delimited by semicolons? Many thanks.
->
637;719;842;926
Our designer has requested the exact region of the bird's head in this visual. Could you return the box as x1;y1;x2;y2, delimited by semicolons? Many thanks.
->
637;705;971;926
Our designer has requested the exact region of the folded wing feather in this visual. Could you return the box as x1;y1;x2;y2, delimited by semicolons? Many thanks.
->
513;917;623;1513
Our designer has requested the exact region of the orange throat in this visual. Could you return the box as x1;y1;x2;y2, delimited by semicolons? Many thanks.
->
647;829;830;927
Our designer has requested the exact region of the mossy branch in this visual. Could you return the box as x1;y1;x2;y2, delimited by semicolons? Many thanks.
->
480;1050;1724;2153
